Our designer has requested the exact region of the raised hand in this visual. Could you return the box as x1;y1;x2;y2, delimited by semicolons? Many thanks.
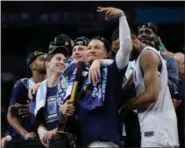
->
97;7;125;21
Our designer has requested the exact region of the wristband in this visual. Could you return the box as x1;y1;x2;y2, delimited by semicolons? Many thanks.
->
158;44;165;51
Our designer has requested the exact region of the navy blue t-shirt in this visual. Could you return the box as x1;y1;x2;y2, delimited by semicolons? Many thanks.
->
44;86;61;130
8;79;37;139
76;61;127;147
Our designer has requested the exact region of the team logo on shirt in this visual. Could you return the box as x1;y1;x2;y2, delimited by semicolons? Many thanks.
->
46;96;58;121
48;101;57;114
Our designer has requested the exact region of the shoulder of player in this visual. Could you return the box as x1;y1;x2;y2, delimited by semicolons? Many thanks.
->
13;78;28;89
140;49;161;68
141;48;160;61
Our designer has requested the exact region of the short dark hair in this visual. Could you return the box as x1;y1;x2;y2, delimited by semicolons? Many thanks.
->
90;36;111;52
112;28;119;42
138;22;158;35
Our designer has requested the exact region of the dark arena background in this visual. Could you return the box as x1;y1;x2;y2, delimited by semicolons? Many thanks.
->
1;1;184;147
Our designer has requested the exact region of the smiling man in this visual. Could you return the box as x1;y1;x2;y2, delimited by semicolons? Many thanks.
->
72;36;89;63
35;46;69;147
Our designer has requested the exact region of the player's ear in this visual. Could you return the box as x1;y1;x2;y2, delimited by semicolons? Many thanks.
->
30;64;35;70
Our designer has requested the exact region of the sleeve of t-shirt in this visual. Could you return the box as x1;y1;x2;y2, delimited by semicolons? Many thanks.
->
166;57;179;96
9;80;26;106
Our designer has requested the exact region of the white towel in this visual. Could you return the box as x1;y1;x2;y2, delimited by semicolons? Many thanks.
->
34;79;48;117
